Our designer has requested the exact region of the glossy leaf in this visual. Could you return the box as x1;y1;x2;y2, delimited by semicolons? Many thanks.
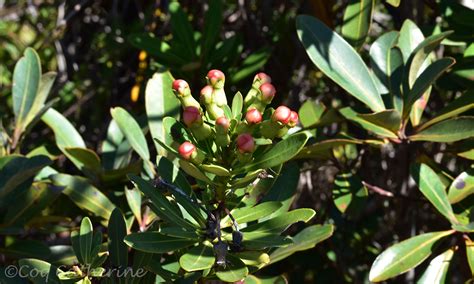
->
339;107;398;138
232;92;243;119
64;147;101;173
124;232;196;253
230;48;272;83
417;248;454;283
79;217;93;264
145;72;180;155
466;239;474;276
50;174;115;220
234;251;270;267
108;208;128;267
369;230;455;282
221;201;283;228
110;107;150;161
386;0;401;7
410;117;474;142
128;174;196;229
215;254;248;282
18;258;62;284
298;100;326;128
239;132;310;172
269;224;334;265
179;244;215;272
169;2;195;58
201;0;222;60
239;233;293;250
332;172;368;214
296;15;385;112
125;187;142;225
241;208;315;234
447;168;474;204
341;0;374;48
411;163;458;223
295;137;367;160
42;108;85;148
357;109;402;134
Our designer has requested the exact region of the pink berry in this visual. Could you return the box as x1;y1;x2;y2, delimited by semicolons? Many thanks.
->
245;108;262;124
172;79;189;94
254;72;271;84
178;142;196;160
216;116;230;130
289;111;299;127
272;105;291;124
207;69;225;87
200;85;213;97
259;83;276;102
182;106;201;127
236;133;255;153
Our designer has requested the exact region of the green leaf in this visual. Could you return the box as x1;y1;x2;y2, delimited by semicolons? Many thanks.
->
13;48;41;134
124;232;196;253
418;90;474;131
447;168;474;204
110;107;150;161
417;248;455;283
101;119;131;170
178;159;214;184
128;174;196;229
79;217;93;264
0;155;51;199
240;233;293;250
169;2;196;58
145;72;180;155
341;0;374;49
332;172;368;214
221;201;283;228
403;58;455;119
71;231;84;264
18;258;62;284
369;230;455;282
370;32;403;111
108;208;128;267
410;117;474;142
296;15;385;112
64;147;101;173
234;251;270;267
269;224;334;265
239;132;310;172
294;137;368;160
200;164;230;177
243;275;288;284
466;239;474;276
128;33;187;67
241;208;315;234
125;187;142;225
298;100;326;128
339;107;398;138
411;163;458;223
231;48;272;83
231;92;244;119
215;254;248;282
42;108;86;148
386;0;400;7
0;240;50;259
50;174;115;220
357;109;402;134
179;244;215;272
201;0;222;60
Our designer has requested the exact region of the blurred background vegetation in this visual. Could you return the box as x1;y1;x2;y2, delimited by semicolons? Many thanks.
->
1;0;473;282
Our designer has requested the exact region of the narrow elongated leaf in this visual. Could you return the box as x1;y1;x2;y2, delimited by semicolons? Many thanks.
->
79;217;93;264
244;275;287;284
369;230;455;282
216;254;248;282
357;109;402;134
241;208;315;234
370;31;399;92
403;58;455;119
298;100;326;128
108;208;128;267
386;0;400;7
145;72;180;155
156;156;192;194
447;168;474;204
240;233;293;250
466;239;474;276
13;48;41;132
239;132;309;172
341;0;374;48
169;2;196;58
201;0;222;60
124;232;196;253
410;117;474;142
296;15;385;112
234;251;270;267
128;34;187;66
111;107;149;161
18;258;62;284
411;163;458;223
232;92;243;118
42;108;85;148
64;147;101;173
179;244;215;272
23;72;57;132
332;172;368;214
340;107;398;138
128;174;196;229
221;201;283;228
269;224;334;265
230;48;272;83
50;174;115;220
101;119;131;170
295;137;368;160
419;91;474;130
0;240;50;259
417;248;454;283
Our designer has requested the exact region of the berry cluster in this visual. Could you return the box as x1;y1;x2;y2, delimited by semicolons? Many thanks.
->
172;70;299;166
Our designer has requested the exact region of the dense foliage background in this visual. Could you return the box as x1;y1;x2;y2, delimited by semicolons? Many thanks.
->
1;0;474;283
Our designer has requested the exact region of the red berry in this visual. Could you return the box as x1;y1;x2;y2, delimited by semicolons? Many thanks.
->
289;111;299;127
178;142;196;160
207;69;225;87
236;133;255;153
245;108;262;124
183;106;201;127
172;79;189;94
254;72;271;84
259;83;276;102
216;116;230;130
272;106;291;124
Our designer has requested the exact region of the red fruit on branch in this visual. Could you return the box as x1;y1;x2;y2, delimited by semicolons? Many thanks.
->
272;105;291;124
178;141;196;160
289;111;299;127
236;133;255;153
216;116;230;131
200;85;213;104
245;108;262;124
172;79;189;95
259;83;276;102
183;106;202;127
207;69;225;88
254;72;272;84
